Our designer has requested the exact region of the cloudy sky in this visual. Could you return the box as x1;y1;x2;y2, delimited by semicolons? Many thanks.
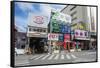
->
14;2;66;32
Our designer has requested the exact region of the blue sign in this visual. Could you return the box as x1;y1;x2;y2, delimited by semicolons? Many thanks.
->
67;27;71;33
60;24;71;33
51;22;71;33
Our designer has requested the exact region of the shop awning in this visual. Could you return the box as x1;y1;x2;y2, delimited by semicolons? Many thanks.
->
75;38;90;40
27;32;47;38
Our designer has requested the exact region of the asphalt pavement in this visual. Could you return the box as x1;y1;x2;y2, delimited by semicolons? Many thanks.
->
15;50;97;66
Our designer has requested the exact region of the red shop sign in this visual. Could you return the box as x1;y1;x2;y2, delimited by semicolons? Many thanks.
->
64;34;70;40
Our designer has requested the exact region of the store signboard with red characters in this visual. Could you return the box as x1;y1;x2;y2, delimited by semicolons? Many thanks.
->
63;34;70;49
74;30;88;38
48;33;59;41
28;13;49;28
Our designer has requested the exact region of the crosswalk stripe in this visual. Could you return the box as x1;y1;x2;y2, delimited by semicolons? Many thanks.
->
34;55;44;60
71;54;77;58
41;54;50;60
30;55;38;60
54;54;59;60
48;54;55;60
66;54;71;59
61;54;64;59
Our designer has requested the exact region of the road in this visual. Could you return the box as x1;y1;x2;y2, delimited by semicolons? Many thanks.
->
15;50;97;66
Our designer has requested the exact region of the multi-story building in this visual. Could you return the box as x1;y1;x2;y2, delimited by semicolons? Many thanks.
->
87;7;97;50
61;5;97;50
61;5;92;30
26;13;49;54
15;31;26;49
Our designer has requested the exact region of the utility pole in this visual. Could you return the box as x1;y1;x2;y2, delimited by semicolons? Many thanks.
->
48;10;52;54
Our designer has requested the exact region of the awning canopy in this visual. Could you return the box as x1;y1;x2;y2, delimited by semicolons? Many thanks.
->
27;32;47;38
75;38;90;40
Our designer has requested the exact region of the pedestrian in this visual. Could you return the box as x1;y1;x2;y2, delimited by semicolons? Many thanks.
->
15;47;18;56
44;45;48;53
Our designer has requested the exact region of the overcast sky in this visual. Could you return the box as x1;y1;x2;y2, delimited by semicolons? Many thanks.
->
14;2;66;32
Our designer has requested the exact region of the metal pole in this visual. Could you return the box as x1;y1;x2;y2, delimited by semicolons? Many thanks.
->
48;10;52;54
25;26;30;54
89;7;92;50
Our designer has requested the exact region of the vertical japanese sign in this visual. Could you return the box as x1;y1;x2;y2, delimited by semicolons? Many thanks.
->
63;34;70;49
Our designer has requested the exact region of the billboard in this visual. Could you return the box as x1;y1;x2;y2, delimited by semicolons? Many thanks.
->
74;30;88;38
28;13;49;28
51;10;71;23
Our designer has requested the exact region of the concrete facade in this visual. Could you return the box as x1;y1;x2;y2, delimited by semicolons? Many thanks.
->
61;5;91;31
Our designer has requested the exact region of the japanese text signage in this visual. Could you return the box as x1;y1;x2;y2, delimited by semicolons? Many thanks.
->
75;30;88;38
48;33;59;40
28;13;49;28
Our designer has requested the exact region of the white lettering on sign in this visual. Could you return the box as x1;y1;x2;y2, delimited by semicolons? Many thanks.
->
48;33;59;40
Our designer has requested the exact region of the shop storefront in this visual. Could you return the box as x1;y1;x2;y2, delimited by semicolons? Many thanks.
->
90;32;97;50
63;34;71;52
74;29;90;50
27;31;48;54
48;33;60;53
26;14;49;54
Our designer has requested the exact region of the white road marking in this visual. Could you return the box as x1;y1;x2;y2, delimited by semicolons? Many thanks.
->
16;60;30;65
61;54;64;59
41;54;50;60
34;55;44;60
30;55;38;60
71;54;77;58
87;52;96;55
48;54;55;60
54;54;59;60
66;54;71;59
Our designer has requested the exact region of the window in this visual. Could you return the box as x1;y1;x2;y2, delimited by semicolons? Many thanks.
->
39;29;42;32
33;28;37;32
37;29;40;32
71;11;77;17
29;28;31;31
70;6;77;11
43;29;46;32
72;17;77;21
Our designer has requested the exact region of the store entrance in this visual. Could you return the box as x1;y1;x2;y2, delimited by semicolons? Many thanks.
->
29;37;47;54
